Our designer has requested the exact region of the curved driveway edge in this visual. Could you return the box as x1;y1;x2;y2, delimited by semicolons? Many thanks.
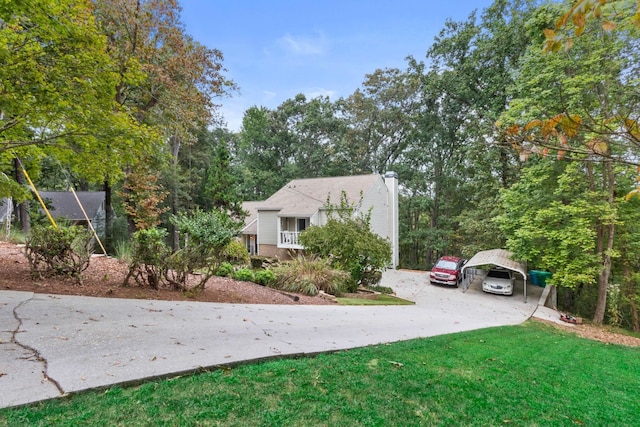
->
0;269;543;409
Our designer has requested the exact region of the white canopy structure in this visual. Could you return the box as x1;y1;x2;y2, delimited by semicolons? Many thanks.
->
461;249;529;302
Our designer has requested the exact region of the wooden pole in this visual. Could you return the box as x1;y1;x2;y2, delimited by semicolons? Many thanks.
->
14;155;57;229
69;187;107;255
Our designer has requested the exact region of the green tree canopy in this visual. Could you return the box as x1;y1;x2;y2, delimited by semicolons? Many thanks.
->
0;0;151;198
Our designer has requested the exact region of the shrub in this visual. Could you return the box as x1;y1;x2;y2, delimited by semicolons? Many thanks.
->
165;209;243;291
216;262;234;277
124;227;170;289
221;239;250;265
271;255;350;296
299;217;391;292
24;224;93;283
232;267;255;282
254;269;276;286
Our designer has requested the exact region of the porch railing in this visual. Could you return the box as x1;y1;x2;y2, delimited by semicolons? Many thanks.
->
280;231;301;247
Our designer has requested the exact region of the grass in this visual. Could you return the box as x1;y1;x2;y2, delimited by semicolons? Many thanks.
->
2;321;639;426
336;294;414;305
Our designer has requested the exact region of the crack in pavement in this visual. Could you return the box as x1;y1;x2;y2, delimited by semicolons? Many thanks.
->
11;296;65;396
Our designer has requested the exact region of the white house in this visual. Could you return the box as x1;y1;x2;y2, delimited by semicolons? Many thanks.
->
241;172;399;268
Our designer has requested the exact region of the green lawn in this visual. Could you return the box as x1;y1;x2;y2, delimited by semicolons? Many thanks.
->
2;321;639;426
336;294;415;305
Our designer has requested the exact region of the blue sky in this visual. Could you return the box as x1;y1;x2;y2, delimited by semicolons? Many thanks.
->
179;1;494;131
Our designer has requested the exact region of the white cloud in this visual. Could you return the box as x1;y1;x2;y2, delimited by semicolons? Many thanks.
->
277;31;327;55
305;87;337;100
262;90;277;103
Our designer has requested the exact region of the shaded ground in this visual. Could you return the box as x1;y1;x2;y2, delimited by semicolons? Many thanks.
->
0;241;333;305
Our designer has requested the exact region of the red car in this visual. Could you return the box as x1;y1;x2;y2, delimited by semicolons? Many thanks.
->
429;256;465;287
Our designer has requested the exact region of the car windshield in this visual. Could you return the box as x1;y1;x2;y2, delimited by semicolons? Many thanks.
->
435;260;457;270
487;270;511;279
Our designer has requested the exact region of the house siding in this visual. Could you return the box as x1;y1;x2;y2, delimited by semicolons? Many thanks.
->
257;210;279;245
361;177;390;242
246;173;398;267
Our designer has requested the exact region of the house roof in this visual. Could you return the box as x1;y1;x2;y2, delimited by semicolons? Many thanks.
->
258;174;381;216
39;191;105;221
241;201;261;234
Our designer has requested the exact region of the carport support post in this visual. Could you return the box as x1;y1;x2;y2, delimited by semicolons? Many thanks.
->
524;278;527;303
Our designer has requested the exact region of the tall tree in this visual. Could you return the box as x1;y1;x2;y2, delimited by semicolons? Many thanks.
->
276;94;347;178
91;0;233;246
236;106;296;200
195;131;244;218
397;0;538;266
0;0;148;192
339;68;419;175
0;0;133;155
501;0;638;324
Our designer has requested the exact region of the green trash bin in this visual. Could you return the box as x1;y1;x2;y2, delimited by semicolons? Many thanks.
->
538;271;552;287
529;270;552;287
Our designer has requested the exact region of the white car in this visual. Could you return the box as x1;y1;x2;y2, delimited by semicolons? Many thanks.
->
482;269;514;296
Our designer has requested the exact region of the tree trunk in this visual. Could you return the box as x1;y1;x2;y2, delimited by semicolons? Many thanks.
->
171;136;181;250
593;161;615;325
104;179;113;253
623;261;640;332
13;158;30;234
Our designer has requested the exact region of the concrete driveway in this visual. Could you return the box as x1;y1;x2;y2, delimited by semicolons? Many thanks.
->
0;269;549;409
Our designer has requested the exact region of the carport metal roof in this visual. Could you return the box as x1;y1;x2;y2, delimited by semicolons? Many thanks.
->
461;249;529;302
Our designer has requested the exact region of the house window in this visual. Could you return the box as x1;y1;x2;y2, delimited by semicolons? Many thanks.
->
297;218;308;232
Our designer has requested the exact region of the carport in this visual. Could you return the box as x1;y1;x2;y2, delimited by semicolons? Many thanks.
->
461;249;529;302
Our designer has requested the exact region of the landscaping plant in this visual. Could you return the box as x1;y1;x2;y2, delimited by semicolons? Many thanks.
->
124;227;170;289
299;193;391;292
164;209;242;291
253;268;276;286
220;239;250;265
24;224;93;283
215;262;234;277
231;267;254;282
271;255;350;295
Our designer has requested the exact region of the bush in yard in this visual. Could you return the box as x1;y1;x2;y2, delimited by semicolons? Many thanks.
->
299;195;391;292
271;255;350;296
216;262;234;277
165;209;243;291
25;224;93;283
232;267;254;282
253;269;276;286
221;239;250;265
124;227;170;289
